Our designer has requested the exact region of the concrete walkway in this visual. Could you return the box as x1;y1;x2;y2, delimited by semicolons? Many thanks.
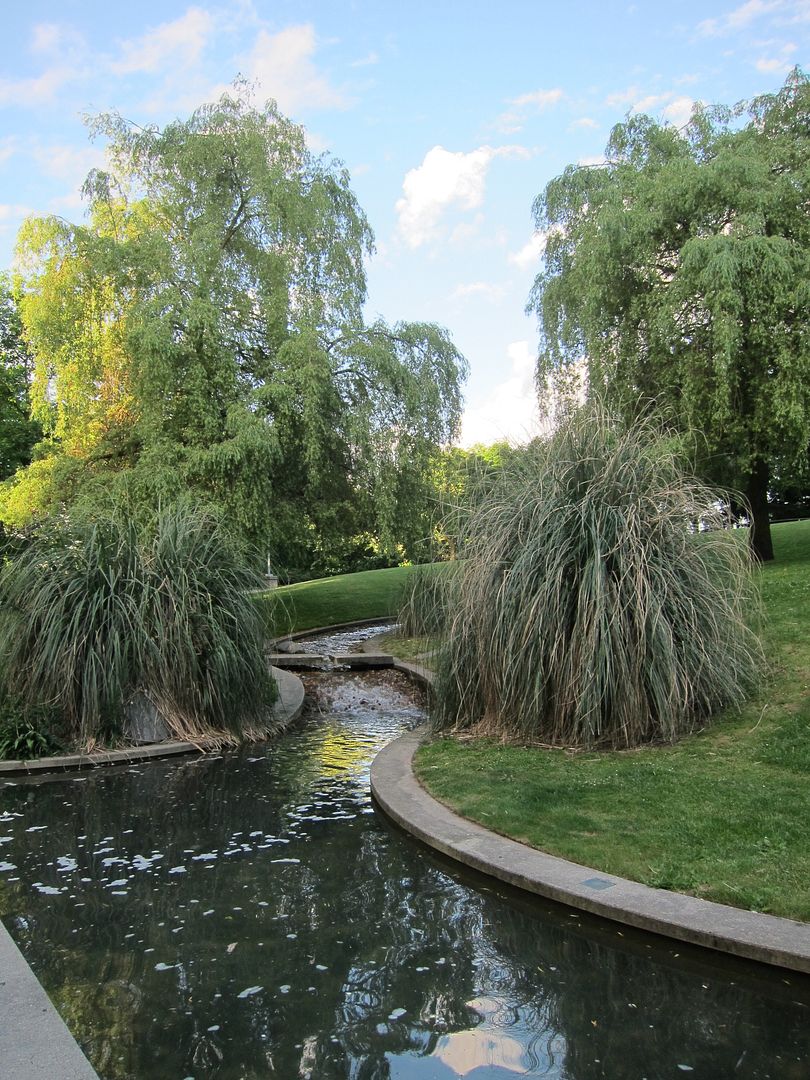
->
0;921;98;1078
371;728;810;975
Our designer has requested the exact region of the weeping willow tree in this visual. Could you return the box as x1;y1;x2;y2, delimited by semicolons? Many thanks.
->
529;69;810;562
2;89;466;570
412;406;762;749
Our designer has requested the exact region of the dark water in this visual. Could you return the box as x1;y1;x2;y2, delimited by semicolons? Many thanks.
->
0;664;808;1080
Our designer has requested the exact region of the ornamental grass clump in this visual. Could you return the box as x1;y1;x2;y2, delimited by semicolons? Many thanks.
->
0;507;277;748
427;407;763;748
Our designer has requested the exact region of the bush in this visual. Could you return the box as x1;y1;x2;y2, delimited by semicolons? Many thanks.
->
0;507;277;748
420;406;763;748
0;695;62;760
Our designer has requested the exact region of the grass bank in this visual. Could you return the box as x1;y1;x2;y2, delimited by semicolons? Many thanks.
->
258;564;415;637
414;519;810;922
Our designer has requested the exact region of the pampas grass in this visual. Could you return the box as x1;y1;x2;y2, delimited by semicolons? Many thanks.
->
0;507;277;747
411;406;762;748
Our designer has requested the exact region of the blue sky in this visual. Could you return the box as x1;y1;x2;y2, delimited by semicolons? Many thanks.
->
1;1;808;444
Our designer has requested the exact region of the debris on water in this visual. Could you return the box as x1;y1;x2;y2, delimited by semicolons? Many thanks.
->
237;985;263;998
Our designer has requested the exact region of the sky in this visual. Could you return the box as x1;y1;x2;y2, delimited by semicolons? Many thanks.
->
0;0;808;446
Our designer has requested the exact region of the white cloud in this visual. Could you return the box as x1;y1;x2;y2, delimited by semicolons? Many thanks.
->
496;87;563;133
607;89;696;128
396;144;528;248
662;95;695;127
605;85;641;108
511;88;564;109
755;40;798;71
508;230;549;270
460;341;542;447
0;66;78;107
239;24;347;114
577;154;608;167
350;51;380;67
697;0;780;36
449;281;506;302
111;8;214;75
34;144;106;181
30;22;85;57
571;116;599;130
0;203;33;221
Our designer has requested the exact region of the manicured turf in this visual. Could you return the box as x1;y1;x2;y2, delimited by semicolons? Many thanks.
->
258;565;415;636
413;519;810;921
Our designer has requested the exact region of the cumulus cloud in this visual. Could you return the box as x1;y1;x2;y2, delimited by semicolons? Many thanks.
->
34;143;106;180
449;281;506;302
396;144;529;249
459;341;542;447
496;87;563;133
606;86;696;128
0;66;80;107
111;8;214;74
755;41;798;72
239;24;347;114
508;231;549;270
697;0;780;36
662;95;695;128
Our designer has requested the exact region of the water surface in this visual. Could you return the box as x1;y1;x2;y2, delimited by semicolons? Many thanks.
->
0;659;808;1079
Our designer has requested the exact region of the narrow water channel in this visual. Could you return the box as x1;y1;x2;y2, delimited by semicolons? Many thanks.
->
0;636;808;1079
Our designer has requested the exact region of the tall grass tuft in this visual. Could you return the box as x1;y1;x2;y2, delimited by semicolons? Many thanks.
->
419;406;763;748
0;507;277;748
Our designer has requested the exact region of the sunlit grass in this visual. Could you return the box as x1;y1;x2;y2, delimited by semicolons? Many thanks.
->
259;565;416;636
414;519;810;920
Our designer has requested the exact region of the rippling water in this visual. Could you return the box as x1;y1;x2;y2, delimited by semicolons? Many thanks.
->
0;649;808;1079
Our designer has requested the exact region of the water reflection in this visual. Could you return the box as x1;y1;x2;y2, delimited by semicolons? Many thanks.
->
0;666;807;1080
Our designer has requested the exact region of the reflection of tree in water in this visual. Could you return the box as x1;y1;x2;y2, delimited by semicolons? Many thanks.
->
478;889;810;1080
0;672;808;1079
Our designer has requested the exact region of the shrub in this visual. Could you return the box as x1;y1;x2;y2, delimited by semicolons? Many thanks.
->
422;406;763;748
0;695;62;760
0;507;277;748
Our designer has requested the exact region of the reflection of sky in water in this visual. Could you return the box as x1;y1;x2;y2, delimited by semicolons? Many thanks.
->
0;650;808;1079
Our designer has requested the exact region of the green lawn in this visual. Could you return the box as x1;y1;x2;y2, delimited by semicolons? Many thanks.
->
258;564;415;636
414;519;810;921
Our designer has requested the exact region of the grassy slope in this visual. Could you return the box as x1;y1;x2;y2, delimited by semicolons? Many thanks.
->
257;565;415;636
414;519;810;921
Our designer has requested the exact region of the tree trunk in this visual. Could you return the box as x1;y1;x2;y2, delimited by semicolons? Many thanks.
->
746;457;775;562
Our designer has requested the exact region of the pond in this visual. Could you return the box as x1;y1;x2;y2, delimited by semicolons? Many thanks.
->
0;642;808;1079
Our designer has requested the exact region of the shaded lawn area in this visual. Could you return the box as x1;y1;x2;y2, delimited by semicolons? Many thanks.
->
257;565;415;636
414;519;810;922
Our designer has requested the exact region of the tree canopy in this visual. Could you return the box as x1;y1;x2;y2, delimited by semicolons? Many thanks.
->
529;69;810;560
0;276;40;483
2;92;467;572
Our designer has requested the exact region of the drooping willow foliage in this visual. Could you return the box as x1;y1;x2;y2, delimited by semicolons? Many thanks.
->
0;507;277;747
407;406;763;748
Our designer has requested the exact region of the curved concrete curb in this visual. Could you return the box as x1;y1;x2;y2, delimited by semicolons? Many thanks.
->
0;667;305;777
371;730;810;975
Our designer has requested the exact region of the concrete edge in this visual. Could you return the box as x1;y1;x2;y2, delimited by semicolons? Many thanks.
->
0;920;99;1078
0;667;305;777
370;729;810;976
